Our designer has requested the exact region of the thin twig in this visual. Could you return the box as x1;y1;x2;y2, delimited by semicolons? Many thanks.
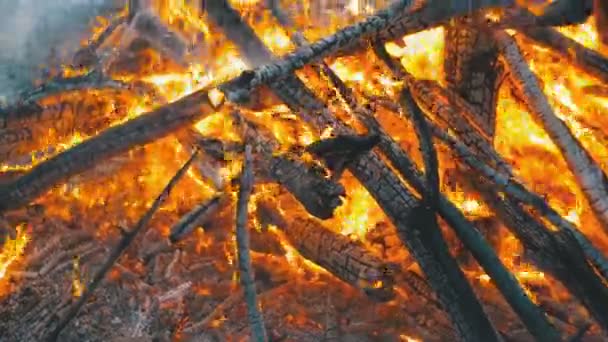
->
46;148;199;341
235;145;268;342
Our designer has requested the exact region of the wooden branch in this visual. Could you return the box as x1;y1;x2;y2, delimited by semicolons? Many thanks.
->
516;26;608;84
169;194;226;244
257;200;396;302
0;88;217;212
234;114;345;219
495;30;608;236
219;0;516;104
46;148;199;341
203;0;326;114
235;145;268;342
444;15;504;138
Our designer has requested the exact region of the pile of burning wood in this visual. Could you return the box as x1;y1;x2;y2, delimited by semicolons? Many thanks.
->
1;0;608;341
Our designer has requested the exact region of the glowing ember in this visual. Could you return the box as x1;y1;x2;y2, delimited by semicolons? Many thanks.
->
0;224;29;295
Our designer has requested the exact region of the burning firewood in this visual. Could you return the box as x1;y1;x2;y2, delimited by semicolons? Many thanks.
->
218;0;516;104
72;16;128;69
516;26;608;84
169;194;227;244
257;199;396;302
46;148;199;340
428;119;608;282
233;113;346;219
206;3;504;338
494;30;608;235
0;88;217;212
372;40;608;338
234;144;269;342
444;15;504;139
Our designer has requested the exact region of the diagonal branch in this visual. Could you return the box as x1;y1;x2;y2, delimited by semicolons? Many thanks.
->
46;148;199;341
0;88;217;212
516;26;608;85
494;30;608;236
219;0;516;104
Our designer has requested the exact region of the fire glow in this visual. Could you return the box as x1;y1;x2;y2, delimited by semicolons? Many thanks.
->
1;0;608;340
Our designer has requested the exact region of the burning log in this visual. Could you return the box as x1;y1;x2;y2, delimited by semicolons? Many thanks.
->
0;88;217;212
516;26;608;84
444;15;504;138
234;113;345;219
494;30;608;235
46;148;199;340
235;145;268;342
257;200;396;302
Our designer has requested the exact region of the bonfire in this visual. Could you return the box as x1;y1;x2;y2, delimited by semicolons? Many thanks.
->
1;0;608;341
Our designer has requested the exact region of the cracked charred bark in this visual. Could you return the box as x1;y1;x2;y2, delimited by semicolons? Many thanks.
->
444;15;504;139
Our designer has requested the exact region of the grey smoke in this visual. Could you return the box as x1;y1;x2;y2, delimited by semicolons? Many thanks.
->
0;0;123;99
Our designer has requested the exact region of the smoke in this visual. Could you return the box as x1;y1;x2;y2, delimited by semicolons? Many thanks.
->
0;0;122;99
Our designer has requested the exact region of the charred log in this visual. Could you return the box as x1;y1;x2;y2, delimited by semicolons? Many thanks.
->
257;200;396;302
0;89;218;212
444;15;504;139
533;0;593;26
14;70;133;104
